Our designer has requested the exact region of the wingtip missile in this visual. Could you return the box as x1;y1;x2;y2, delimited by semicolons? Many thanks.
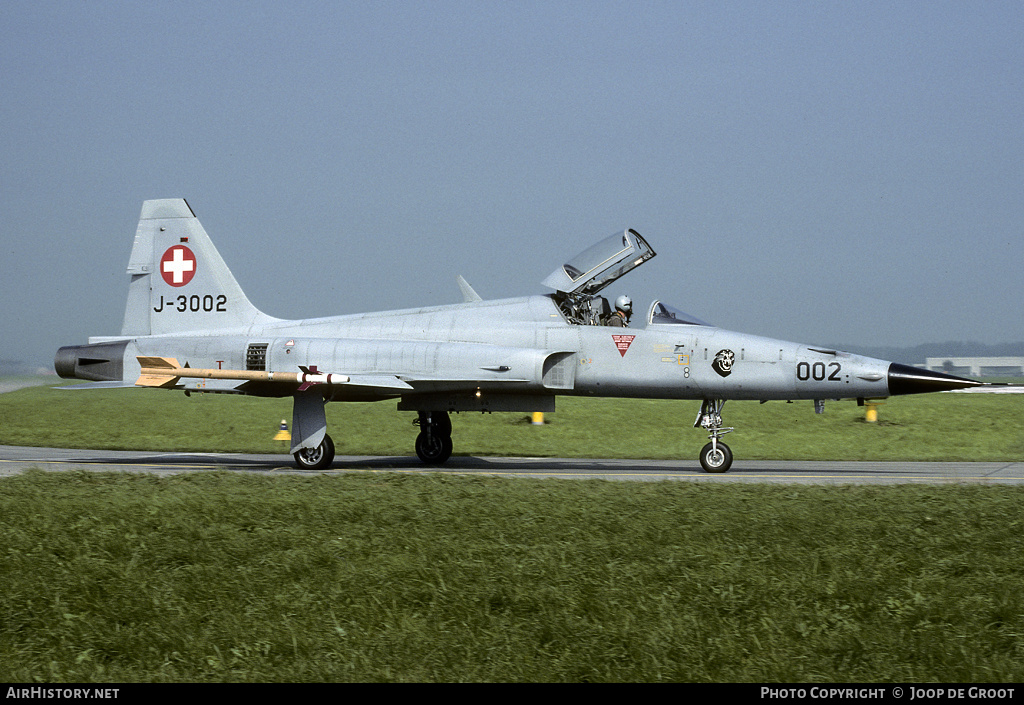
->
135;357;350;389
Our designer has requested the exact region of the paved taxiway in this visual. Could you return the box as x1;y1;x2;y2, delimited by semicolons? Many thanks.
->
2;445;1022;485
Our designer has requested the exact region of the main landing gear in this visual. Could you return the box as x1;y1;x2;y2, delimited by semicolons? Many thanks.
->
695;399;733;473
287;397;453;469
415;410;453;464
293;433;335;470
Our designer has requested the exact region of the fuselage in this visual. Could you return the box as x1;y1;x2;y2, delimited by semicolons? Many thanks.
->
69;293;896;404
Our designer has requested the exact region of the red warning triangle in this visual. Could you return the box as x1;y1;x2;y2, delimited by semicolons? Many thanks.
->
612;334;635;357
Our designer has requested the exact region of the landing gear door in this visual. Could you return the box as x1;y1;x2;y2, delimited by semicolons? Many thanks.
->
541;229;655;297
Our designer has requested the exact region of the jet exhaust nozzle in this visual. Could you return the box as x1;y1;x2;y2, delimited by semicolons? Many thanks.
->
887;362;983;396
54;342;128;381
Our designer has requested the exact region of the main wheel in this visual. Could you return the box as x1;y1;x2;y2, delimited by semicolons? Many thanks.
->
699;441;732;473
293;434;335;470
415;432;453;464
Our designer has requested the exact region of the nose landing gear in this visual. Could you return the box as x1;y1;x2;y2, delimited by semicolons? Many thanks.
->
695;399;733;473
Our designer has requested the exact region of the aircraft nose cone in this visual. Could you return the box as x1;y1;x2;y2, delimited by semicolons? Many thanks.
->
887;362;983;395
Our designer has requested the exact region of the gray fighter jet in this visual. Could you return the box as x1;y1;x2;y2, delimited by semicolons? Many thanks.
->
55;199;982;472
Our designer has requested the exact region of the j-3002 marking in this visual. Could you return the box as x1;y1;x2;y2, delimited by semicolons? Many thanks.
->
153;294;227;313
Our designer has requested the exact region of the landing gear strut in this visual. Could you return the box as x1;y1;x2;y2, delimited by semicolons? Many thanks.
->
415;411;453;464
695;399;733;473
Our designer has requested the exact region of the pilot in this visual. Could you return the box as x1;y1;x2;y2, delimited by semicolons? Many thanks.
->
607;295;632;327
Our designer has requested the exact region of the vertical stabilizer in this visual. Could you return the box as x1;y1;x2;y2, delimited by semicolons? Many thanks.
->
121;199;277;335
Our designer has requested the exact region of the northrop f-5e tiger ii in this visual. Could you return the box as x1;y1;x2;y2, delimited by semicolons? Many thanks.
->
56;199;983;472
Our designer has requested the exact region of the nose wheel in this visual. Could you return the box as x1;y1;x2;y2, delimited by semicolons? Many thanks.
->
695;399;734;473
699;440;733;473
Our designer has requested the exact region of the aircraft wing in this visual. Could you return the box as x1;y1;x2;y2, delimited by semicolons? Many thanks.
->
344;374;416;390
325;373;536;401
233;373;415;398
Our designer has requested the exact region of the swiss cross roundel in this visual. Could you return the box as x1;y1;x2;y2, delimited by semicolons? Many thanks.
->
160;245;197;287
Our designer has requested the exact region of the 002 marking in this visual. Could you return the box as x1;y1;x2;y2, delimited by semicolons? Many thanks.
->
796;361;842;382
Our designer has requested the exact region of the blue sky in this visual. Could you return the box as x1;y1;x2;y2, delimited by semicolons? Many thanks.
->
2;1;1022;370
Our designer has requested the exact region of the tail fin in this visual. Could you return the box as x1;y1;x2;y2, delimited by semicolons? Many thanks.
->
121;199;277;335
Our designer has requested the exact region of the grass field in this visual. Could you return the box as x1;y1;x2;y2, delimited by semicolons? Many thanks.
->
1;381;1023;682
2;471;1023;682
1;380;1022;461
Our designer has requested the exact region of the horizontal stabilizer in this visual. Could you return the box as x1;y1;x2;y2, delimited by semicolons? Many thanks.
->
55;381;140;391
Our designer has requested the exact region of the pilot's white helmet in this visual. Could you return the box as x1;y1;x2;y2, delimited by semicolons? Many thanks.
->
615;295;632;313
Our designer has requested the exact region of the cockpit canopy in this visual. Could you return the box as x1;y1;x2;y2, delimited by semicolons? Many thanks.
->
544;229;711;328
541;229;655;297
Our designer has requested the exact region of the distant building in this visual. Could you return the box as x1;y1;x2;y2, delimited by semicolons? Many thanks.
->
923;357;1024;377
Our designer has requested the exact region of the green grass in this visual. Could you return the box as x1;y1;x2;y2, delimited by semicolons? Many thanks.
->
1;381;1022;461
2;381;1022;682
2;471;1023;682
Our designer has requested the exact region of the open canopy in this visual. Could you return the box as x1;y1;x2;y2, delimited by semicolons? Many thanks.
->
541;229;655;297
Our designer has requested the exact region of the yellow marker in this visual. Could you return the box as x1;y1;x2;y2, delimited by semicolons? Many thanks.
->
864;399;884;423
274;420;291;442
532;412;545;425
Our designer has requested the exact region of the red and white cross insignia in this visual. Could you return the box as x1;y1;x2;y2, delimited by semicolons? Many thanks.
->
612;334;636;357
160;246;197;287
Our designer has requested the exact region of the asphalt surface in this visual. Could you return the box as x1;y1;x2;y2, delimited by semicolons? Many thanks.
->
2;445;1022;485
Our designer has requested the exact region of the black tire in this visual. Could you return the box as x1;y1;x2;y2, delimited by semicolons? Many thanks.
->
293;434;335;470
699;441;732;473
433;412;452;438
415;432;453;464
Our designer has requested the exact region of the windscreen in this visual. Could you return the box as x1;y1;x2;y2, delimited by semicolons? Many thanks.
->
649;301;711;327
